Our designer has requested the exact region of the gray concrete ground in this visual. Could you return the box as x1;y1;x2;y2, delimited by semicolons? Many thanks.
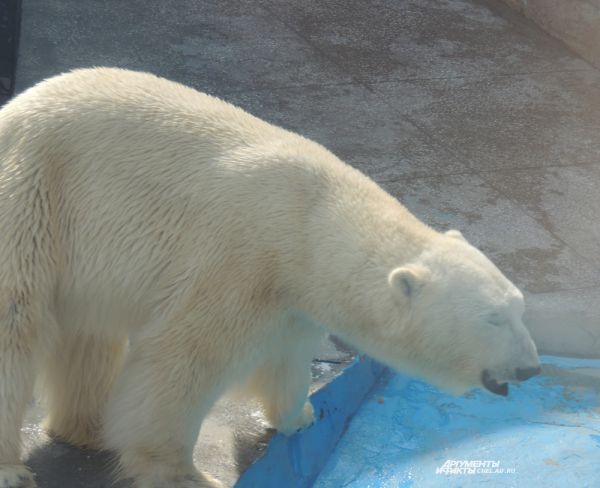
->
14;0;600;486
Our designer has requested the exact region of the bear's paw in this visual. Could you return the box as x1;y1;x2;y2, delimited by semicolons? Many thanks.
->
278;401;315;436
0;465;36;488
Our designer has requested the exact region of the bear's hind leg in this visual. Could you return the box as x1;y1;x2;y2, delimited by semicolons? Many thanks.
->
41;332;127;449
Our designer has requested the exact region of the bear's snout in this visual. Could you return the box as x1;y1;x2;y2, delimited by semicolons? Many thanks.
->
515;365;541;381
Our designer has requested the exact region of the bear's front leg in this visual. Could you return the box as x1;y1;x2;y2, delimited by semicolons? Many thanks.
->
248;321;324;436
252;360;316;436
102;323;225;488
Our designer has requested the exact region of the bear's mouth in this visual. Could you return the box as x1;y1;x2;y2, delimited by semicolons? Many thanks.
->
481;369;508;396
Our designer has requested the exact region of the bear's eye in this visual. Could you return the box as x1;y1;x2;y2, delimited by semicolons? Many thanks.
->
487;313;504;327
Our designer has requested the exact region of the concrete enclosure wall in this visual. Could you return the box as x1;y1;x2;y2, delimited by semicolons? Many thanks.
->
502;0;600;69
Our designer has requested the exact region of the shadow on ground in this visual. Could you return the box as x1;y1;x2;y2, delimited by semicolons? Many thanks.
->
27;440;127;488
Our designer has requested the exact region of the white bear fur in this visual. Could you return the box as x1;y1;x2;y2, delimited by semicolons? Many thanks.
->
0;68;539;487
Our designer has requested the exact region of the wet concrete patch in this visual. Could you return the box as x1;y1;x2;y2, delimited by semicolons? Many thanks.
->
481;165;600;271
264;0;591;83
16;0;352;96
372;71;600;172
226;84;470;181
381;175;600;294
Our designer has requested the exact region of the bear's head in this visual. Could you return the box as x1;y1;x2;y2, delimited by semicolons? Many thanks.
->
380;229;540;396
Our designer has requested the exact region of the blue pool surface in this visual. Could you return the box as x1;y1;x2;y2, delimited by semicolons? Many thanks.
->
313;356;600;488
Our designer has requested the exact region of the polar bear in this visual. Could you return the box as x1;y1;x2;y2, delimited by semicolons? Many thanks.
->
0;68;540;488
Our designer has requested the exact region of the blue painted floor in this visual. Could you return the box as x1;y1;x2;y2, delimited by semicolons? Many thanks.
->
313;356;600;488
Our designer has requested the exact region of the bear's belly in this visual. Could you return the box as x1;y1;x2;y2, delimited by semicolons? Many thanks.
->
54;283;151;337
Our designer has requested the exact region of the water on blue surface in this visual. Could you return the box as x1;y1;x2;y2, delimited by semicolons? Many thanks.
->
313;356;600;488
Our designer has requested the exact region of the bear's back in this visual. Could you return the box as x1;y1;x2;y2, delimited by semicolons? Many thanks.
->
0;68;343;318
2;67;283;159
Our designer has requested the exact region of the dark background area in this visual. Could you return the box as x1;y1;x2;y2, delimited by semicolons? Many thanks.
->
0;0;21;104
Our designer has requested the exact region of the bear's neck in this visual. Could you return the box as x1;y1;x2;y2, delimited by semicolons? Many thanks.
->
294;161;436;351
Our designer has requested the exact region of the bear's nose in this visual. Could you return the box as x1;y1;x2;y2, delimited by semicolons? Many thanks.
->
515;366;541;381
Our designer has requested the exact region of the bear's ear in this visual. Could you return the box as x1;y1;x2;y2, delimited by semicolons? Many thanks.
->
388;265;430;298
446;229;466;240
